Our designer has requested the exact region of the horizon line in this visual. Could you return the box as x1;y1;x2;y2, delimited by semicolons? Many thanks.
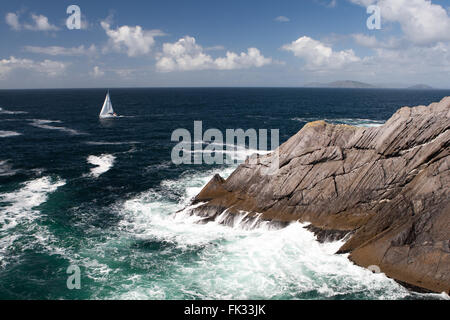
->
1;86;450;91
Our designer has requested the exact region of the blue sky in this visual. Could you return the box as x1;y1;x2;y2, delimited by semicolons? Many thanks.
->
1;0;450;88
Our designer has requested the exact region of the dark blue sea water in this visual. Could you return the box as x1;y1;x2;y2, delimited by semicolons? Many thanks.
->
1;88;449;300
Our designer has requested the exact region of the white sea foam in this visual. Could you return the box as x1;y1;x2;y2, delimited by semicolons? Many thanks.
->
438;292;450;300
0;160;19;176
106;166;420;300
0;107;27;115
87;154;116;177
291;117;385;128
85;141;141;146
0;177;66;231
144;161;173;173
50;159;442;300
0;130;21;137
29;119;85;135
0;177;65;267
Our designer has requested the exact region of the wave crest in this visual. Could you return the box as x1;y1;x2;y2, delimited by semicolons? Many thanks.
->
87;154;116;177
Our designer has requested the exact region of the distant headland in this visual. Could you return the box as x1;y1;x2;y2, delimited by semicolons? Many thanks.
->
303;80;435;90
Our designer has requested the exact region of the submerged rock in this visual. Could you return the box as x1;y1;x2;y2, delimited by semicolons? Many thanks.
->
190;97;450;294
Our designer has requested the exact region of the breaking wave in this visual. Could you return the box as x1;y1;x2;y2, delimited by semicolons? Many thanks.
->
86;154;116;177
0;176;66;267
0;130;21;138
291;117;385;128
0;107;27;115
0;160;19;176
85;141;141;146
80;166;433;300
29;119;86;135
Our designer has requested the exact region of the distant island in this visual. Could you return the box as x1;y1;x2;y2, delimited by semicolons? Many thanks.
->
303;80;434;89
406;84;434;90
304;80;376;88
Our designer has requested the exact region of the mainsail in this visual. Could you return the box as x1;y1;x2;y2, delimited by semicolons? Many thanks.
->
99;92;115;118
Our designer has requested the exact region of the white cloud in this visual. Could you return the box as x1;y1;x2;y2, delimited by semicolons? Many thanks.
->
0;56;66;79
80;14;90;30
274;16;290;22
280;33;450;84
156;36;272;72
38;59;66;76
90;66;104;78
348;0;374;5
351;42;450;86
114;68;135;78
101;21;164;57
6;12;59;31
352;33;401;49
156;37;214;71
294;39;450;85
24;45;97;56
5;13;20;30
24;14;59;31
282;36;360;70
328;0;337;8
352;34;379;47
349;0;450;45
214;48;272;70
316;0;338;8
372;43;450;72
345;0;450;85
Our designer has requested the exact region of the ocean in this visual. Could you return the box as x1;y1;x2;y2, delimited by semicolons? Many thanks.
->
0;88;449;300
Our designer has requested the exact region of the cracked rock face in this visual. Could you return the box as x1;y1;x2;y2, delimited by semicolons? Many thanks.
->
190;97;450;294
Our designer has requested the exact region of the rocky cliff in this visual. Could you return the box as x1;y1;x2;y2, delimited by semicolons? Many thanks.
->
189;97;450;294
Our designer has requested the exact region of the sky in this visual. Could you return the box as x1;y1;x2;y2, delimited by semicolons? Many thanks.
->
1;0;450;89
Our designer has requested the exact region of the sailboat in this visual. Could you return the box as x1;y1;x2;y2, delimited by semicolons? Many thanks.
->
99;91;117;118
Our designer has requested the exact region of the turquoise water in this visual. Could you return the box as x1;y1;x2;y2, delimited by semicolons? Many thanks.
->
0;88;449;300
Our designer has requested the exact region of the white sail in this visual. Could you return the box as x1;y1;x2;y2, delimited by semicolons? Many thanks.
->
99;92;115;118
